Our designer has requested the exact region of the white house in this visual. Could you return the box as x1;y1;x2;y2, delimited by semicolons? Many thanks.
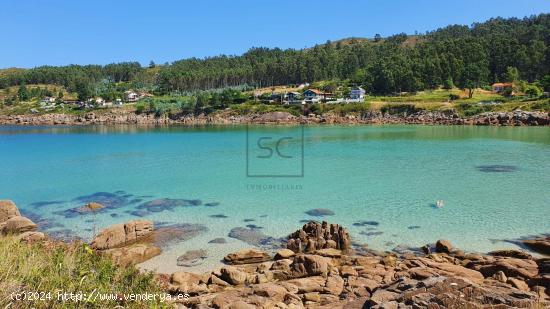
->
124;91;139;102
350;87;366;100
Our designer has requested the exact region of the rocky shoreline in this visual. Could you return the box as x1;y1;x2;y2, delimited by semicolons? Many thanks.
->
2;200;549;308
0;109;549;126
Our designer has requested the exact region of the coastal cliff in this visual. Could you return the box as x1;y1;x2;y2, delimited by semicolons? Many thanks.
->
0;110;549;126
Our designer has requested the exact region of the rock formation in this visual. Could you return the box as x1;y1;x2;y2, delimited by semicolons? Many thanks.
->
286;221;351;253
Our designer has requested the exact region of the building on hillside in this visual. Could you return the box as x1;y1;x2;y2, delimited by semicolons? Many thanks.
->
303;89;334;103
124;90;139;102
350;87;366;100
285;92;303;104
491;82;514;93
270;92;284;104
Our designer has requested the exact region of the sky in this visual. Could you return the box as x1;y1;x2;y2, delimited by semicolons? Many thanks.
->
1;0;549;68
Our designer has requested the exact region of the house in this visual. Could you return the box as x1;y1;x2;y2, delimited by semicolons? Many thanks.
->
270;92;284;103
491;83;513;93
285;92;303;104
124;90;139;102
303;89;325;103
350;87;366;100
303;89;334;103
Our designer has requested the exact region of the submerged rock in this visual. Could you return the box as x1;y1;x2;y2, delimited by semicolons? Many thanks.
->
304;208;335;217
353;220;379;226
208;237;227;244
228;227;269;246
147;223;208;248
137;198;202;213
476;164;518;173
177;249;208;267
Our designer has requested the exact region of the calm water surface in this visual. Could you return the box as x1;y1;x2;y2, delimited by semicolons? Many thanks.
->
1;125;549;271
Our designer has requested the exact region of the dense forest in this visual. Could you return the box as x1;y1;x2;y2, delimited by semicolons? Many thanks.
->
1;14;549;98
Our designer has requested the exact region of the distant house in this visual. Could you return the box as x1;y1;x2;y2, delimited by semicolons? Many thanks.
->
286;92;303;104
303;89;334;103
350;87;366;100
492;83;513;93
270;92;284;103
124;91;139;102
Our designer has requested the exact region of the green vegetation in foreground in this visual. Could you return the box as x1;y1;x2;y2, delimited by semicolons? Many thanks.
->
0;235;168;309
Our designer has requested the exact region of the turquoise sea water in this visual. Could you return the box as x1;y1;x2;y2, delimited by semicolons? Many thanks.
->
0;125;549;271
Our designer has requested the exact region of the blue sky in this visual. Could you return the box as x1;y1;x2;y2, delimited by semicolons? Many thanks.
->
1;0;549;68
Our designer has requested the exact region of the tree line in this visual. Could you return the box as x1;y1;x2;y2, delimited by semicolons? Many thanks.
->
1;14;549;97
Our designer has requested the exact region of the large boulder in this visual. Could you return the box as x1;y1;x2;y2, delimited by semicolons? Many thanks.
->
104;243;161;266
223;248;271;265
290;254;330;278
220;266;249;285
0;200;20;222
91;220;153;250
1;216;37;234
171;271;208;294
435;239;453;253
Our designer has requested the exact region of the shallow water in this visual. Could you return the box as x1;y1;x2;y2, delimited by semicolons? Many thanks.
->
1;125;549;272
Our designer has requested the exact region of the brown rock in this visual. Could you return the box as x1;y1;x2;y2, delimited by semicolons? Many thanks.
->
91;220;154;250
522;236;550;255
303;292;321;302
287;221;351;253
435;239;453;253
286;276;326;293
493;270;508;283
1;216;37;234
274;248;295;260
489;249;532;260
507;277;529;292
253;283;287;302
340;266;358;277
324;274;344;295
0;200;20;223
290;254;329;278
369;290;399;305
14;231;45;242
348;276;379;293
220;267;248;285
316;248;342;258
171;271;208;294
105;243;161;266
223;248;270;265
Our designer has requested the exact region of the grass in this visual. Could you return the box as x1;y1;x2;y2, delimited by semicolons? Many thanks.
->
0;235;168;309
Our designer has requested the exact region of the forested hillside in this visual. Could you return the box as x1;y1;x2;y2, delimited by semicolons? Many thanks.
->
1;14;549;96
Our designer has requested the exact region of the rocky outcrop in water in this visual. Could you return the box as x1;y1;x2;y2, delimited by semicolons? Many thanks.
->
1;109;548;126
286;221;351;254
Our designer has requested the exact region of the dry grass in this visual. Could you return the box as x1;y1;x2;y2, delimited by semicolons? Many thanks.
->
0;235;167;308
